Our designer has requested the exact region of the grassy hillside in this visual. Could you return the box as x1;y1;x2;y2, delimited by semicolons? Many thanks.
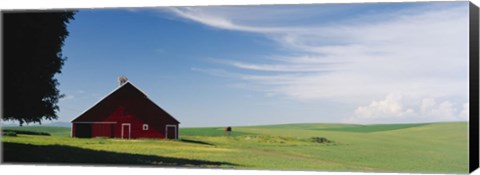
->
314;123;427;133
2;126;71;137
1;122;469;173
180;127;254;137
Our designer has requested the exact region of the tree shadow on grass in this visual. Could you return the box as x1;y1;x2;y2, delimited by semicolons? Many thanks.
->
2;142;237;168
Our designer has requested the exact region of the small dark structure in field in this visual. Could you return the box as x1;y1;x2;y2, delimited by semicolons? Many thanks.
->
224;126;232;136
71;79;180;139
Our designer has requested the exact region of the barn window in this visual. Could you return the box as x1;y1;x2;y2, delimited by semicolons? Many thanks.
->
143;124;149;131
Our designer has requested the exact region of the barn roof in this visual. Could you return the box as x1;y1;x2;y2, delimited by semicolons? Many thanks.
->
70;81;180;124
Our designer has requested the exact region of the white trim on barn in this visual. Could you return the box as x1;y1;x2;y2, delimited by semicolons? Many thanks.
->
165;124;177;139
121;123;131;139
143;124;149;131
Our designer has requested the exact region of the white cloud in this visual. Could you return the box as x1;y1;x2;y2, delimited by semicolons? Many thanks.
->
346;94;468;123
60;95;75;101
225;60;332;72
347;94;413;123
459;102;469;120
165;3;469;123
75;90;85;94
167;7;290;33
419;99;458;121
168;4;468;104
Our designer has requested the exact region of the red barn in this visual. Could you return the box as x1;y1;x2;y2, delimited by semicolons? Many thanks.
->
71;81;180;139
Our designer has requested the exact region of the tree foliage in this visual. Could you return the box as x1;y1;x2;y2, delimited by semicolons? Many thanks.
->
3;11;76;126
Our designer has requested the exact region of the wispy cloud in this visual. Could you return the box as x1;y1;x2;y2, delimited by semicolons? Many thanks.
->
60;95;75;101
166;6;328;34
214;58;335;72
75;90;85;94
165;3;469;123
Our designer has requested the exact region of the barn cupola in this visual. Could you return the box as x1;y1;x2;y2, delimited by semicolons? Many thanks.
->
118;76;128;86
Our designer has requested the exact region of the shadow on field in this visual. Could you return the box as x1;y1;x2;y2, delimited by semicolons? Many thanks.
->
180;139;215;146
3;142;236;167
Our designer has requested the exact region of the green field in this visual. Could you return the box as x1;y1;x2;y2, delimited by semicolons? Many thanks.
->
1;122;469;173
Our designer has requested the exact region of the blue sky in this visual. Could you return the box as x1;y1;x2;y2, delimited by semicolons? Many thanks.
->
19;2;471;127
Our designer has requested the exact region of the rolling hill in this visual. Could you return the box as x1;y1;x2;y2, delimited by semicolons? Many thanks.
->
1;122;469;173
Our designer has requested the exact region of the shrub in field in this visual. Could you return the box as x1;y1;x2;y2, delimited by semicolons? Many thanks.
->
310;137;332;143
2;129;50;136
241;135;301;144
3;131;17;136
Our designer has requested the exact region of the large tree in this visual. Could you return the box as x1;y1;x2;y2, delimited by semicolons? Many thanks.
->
3;11;75;126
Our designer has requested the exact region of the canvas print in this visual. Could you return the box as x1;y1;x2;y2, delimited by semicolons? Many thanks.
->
2;1;478;174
